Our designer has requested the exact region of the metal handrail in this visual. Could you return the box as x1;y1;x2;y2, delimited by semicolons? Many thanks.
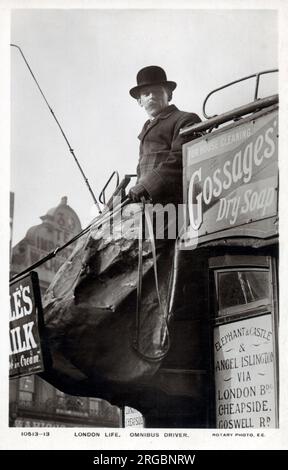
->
180;95;278;136
98;170;120;205
203;69;278;119
105;173;137;210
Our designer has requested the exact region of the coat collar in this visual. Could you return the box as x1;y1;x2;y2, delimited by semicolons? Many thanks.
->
138;104;178;141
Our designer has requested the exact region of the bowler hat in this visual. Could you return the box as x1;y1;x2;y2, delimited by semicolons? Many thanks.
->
129;65;177;99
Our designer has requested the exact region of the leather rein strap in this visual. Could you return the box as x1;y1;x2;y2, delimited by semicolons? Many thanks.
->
134;199;170;361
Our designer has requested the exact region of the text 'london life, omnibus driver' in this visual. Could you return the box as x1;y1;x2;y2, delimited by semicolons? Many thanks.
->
128;65;201;206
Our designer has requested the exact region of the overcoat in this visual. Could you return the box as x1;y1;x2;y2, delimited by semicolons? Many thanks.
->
136;104;201;204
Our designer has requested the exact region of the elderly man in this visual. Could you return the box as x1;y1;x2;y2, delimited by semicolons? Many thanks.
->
128;65;201;205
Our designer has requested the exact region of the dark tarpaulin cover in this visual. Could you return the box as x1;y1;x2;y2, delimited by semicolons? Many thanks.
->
42;203;175;391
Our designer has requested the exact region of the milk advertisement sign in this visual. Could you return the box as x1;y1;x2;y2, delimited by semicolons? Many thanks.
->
9;272;45;378
183;111;278;237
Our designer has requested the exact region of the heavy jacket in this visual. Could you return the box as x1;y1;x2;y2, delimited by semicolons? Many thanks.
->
136;104;201;204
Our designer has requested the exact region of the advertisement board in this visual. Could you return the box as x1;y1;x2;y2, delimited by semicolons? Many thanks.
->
183;111;278;237
124;407;144;428
9;272;46;378
214;314;277;429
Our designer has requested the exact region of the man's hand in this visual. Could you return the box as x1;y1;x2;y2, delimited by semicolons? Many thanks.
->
128;183;150;202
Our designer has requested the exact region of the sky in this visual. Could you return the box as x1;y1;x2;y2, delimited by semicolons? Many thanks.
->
10;7;278;244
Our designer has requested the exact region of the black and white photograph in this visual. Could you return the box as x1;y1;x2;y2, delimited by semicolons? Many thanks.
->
1;0;287;455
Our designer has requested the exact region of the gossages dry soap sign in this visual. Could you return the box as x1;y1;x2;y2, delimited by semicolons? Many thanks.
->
9;272;45;378
183;110;278;237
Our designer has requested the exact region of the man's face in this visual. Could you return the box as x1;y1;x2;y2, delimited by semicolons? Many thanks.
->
138;85;170;118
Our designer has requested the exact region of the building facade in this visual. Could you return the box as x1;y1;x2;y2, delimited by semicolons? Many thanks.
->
9;196;121;427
